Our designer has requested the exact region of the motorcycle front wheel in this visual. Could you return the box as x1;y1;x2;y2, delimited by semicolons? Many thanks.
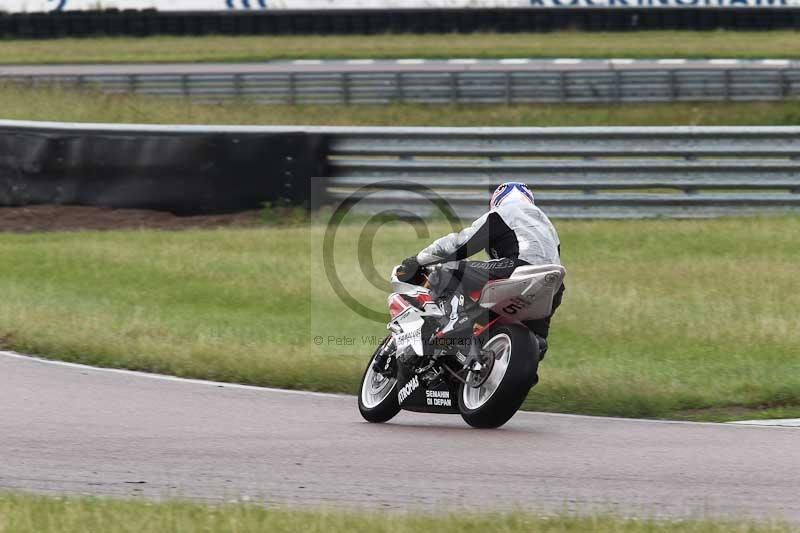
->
458;324;538;429
358;336;401;423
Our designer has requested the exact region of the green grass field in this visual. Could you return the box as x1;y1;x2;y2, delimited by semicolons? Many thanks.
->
0;493;795;533
3;31;800;64
5;83;800;126
1;216;798;422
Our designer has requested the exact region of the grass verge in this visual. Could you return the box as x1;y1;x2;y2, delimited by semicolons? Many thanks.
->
3;31;800;64
4;83;800;126
1;217;798;422
0;493;795;533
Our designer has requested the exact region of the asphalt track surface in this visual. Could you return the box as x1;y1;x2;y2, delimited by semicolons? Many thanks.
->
2;58;799;77
2;351;799;522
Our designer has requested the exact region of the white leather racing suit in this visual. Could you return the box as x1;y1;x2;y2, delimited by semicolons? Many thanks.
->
415;199;563;340
417;201;561;267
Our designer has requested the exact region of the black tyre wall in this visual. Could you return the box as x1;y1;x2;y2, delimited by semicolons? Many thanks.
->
2;8;800;39
0;125;328;214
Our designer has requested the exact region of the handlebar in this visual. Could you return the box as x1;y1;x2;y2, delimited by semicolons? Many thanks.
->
391;264;432;289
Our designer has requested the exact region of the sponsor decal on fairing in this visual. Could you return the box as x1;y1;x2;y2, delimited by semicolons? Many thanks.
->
426;389;452;407
397;375;420;405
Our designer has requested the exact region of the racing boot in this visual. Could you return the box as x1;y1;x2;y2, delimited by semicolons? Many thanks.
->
437;292;467;333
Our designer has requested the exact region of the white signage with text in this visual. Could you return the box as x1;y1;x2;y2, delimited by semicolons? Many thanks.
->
2;0;795;13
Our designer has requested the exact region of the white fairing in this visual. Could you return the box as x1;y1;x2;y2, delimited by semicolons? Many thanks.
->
478;264;566;321
386;263;564;354
387;265;443;356
390;308;426;356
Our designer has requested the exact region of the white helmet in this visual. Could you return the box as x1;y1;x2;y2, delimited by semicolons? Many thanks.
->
489;182;535;210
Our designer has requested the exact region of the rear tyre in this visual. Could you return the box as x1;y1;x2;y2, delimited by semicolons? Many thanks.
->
458;325;538;429
358;336;401;423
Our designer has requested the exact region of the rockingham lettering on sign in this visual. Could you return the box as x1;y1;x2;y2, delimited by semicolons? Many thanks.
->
3;0;794;12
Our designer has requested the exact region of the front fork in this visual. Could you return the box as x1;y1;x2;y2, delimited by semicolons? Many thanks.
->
371;336;396;376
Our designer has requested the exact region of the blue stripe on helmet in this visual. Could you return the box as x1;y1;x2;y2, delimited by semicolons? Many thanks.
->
516;183;535;202
492;182;533;207
492;184;515;207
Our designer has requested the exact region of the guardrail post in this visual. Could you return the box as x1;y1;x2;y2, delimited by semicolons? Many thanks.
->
668;70;677;102
559;71;567;102
504;71;512;105
723;69;731;102
182;74;189;97
234;74;243;98
450;72;458;104
288;73;296;105
683;152;698;195
613;70;622;104
779;69;790;99
394;73;403;103
790;153;800;187
129;74;138;94
582;155;596;195
790;157;800;193
342;72;350;105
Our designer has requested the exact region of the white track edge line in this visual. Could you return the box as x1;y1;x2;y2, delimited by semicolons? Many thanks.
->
729;419;800;427
0;350;346;399
4;350;797;429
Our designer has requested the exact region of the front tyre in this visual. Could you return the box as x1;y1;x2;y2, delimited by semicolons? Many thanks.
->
358;336;401;423
458;325;538;429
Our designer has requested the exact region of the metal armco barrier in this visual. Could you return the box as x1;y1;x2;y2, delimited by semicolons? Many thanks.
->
3;8;800;38
1;120;800;219
8;68;800;104
324;126;800;219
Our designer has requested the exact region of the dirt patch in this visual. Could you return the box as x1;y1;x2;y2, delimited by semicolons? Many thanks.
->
0;333;15;350
0;205;264;232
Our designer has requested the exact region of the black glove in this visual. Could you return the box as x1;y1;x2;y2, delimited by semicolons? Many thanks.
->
396;256;420;283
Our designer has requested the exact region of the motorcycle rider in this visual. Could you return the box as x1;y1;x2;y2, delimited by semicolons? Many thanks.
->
396;182;564;358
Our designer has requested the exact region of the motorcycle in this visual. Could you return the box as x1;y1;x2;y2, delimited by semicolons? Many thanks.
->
358;262;566;428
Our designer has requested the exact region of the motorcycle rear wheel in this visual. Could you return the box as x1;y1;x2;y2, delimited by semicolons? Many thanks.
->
358;336;401;423
458;324;538;429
